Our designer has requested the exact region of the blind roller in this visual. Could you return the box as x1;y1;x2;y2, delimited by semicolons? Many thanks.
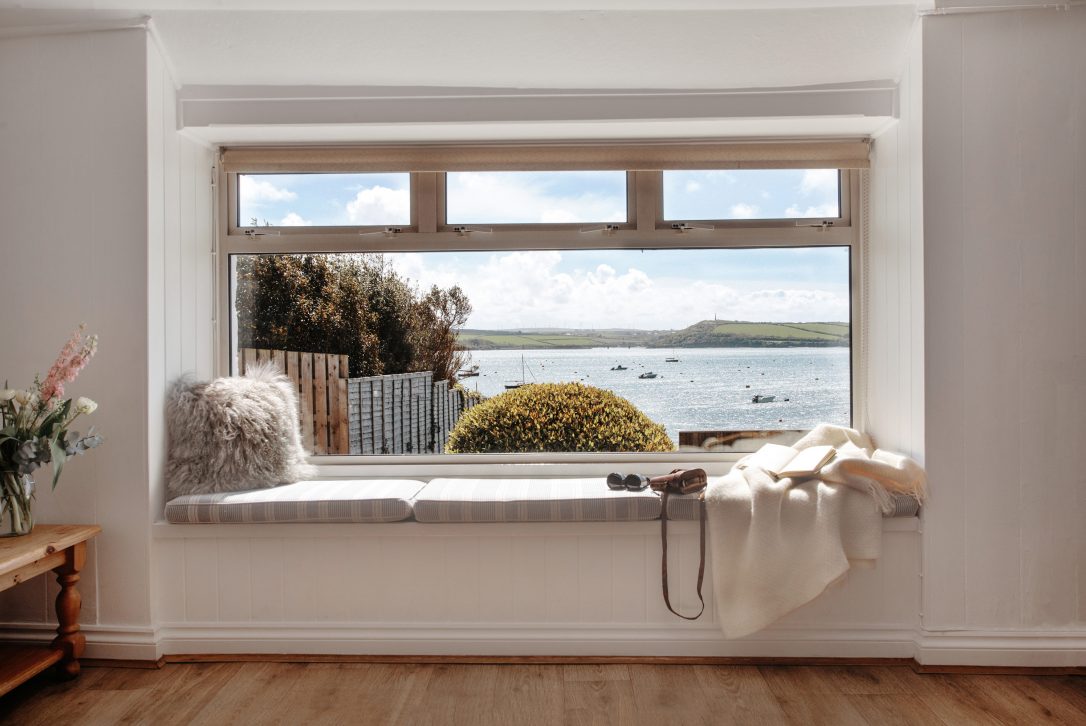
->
221;141;870;173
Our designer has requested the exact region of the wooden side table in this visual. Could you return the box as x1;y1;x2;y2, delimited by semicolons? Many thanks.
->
0;524;101;696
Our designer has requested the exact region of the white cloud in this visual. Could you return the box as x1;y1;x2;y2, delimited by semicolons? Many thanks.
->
385;251;847;330
800;169;838;196
239;176;297;204
279;212;312;226
784;203;839;218
730;203;759;219
684;180;702;193
447;172;625;224
346;186;410;225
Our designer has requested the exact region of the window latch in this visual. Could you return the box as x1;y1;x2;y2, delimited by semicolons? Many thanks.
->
452;226;492;237
243;229;280;237
671;222;714;233
359;227;406;237
580;224;622;236
799;220;835;231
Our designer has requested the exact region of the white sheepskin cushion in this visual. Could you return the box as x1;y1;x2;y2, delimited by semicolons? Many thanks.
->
165;364;317;498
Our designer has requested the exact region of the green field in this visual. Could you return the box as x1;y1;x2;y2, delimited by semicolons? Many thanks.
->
458;322;849;350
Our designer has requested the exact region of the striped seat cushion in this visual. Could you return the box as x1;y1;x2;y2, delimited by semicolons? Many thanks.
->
665;489;921;520
165;479;425;524
413;478;661;523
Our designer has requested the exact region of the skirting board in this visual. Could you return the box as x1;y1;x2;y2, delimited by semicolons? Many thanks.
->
154;623;917;660
2;622;1085;666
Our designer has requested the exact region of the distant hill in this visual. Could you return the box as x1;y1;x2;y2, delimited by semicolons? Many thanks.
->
648;320;849;348
457;321;849;350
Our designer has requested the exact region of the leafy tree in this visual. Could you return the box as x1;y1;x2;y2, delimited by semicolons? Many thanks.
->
234;254;470;380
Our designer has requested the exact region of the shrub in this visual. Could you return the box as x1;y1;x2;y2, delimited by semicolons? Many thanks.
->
445;383;674;454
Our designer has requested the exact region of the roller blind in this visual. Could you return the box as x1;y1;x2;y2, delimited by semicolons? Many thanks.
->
221;140;870;173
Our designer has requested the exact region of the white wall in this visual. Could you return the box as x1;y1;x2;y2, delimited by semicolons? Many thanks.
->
0;29;153;639
867;21;924;461
0;28;216;655
921;6;1086;641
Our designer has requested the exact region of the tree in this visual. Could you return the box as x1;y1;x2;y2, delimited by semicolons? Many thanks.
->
234;253;470;380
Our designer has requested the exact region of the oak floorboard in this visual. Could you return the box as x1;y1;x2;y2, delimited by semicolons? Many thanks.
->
562;679;640;726
693;665;790;725
185;662;309;726
393;663;500;726
561;664;631;682
847;694;954;726
1028;676;1086;718
952;675;1086;726
113;663;240;726
771;692;870;726
627;664;716;726
489;665;565;726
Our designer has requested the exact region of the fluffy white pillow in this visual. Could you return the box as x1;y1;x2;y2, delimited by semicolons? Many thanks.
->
165;364;317;499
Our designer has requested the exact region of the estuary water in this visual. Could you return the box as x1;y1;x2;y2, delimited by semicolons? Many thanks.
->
462;347;851;444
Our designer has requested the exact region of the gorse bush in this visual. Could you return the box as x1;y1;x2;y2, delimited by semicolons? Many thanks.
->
445;383;674;454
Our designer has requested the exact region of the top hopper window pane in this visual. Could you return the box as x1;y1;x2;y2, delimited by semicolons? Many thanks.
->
663;169;840;221
237;173;411;228
445;171;628;225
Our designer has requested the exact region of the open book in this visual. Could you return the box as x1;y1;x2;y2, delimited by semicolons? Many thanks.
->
745;443;836;479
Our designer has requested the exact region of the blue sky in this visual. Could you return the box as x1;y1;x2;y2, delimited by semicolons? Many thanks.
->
237;171;849;329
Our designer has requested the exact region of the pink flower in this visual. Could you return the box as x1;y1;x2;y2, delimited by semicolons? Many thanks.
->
39;325;98;407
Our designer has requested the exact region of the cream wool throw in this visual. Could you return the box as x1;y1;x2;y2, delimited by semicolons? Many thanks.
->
705;424;926;638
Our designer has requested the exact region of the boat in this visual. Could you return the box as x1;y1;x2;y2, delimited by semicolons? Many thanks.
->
611;365;628;371
665;357;679;363
504;355;535;389
751;394;776;403
458;365;480;378
638;372;658;379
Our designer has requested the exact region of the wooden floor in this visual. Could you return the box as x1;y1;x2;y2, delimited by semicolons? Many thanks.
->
2;662;1086;725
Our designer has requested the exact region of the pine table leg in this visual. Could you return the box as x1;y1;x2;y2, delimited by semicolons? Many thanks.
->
50;541;87;679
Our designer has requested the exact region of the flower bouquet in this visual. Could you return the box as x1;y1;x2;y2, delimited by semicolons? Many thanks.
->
0;325;102;536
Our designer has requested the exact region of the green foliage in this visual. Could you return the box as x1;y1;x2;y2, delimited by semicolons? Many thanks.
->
445;382;674;454
235;254;471;380
651;320;849;348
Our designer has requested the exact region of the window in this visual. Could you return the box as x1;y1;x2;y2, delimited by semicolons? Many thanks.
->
219;143;865;460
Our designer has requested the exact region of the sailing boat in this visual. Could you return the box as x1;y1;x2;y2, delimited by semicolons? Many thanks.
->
505;355;533;389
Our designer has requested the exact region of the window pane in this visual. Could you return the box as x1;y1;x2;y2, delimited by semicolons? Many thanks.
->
663;169;840;221
445;171;627;224
237;173;410;227
231;247;850;456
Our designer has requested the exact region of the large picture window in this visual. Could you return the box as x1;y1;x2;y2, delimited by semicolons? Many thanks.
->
219;143;866;459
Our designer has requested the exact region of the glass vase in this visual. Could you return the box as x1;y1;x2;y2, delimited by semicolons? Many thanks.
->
0;471;34;536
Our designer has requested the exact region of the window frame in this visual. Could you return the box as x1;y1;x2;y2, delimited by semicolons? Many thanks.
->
215;144;866;471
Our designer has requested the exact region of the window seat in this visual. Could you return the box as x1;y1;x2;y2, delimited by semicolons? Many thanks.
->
164;477;920;524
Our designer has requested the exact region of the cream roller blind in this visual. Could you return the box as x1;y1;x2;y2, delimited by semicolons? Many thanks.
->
221;140;870;173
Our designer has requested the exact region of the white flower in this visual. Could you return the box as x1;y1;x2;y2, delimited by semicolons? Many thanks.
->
14;390;34;406
0;389;15;402
75;397;98;415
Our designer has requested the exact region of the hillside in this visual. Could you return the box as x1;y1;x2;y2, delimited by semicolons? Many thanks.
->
457;321;849;350
647;320;849;348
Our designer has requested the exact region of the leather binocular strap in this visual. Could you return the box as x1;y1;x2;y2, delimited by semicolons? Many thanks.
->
659;489;706;621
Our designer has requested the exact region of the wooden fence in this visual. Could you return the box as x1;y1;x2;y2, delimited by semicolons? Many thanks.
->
347;371;476;455
238;348;351;455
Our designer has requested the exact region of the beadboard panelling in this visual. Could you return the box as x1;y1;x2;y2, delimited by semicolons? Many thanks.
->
922;7;1086;632
153;525;919;657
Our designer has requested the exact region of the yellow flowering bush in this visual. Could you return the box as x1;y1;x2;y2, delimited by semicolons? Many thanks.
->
445;382;674;454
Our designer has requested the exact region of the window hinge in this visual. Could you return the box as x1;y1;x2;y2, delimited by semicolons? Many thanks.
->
243;228;280;237
360;227;406;237
800;220;835;231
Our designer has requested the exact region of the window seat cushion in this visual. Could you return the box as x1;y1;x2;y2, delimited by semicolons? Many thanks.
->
164;479;424;524
412;478;661;523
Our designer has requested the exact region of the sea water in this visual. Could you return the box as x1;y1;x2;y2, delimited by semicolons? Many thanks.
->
461;347;851;443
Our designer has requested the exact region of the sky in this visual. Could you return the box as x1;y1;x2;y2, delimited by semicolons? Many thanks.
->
238;170;849;329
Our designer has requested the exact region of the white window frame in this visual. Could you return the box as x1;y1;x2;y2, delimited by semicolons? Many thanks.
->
215;143;867;474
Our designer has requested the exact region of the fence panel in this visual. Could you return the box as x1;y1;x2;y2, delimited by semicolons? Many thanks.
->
238;348;351;455
347;372;476;455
